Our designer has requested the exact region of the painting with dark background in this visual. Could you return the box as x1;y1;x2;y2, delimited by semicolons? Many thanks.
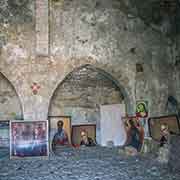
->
10;121;48;158
148;115;180;141
72;124;96;146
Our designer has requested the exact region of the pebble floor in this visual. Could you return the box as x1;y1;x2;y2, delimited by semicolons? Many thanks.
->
0;147;180;180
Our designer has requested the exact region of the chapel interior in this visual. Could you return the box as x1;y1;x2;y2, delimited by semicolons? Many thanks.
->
0;0;180;180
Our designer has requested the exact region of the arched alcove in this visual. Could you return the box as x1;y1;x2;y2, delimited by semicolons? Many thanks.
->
0;72;23;120
48;64;129;143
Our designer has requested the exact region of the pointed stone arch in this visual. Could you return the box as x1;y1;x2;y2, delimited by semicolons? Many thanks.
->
0;72;23;120
48;63;133;117
48;64;133;143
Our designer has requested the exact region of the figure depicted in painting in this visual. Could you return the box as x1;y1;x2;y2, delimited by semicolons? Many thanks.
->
11;123;21;156
136;101;148;118
80;131;96;147
52;120;69;150
157;123;170;163
34;123;46;140
125;119;143;152
159;123;170;147
33;123;47;156
12;123;34;157
22;124;34;141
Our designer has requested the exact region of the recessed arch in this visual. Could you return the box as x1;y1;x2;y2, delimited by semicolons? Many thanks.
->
48;64;132;144
0;72;23;120
48;64;131;115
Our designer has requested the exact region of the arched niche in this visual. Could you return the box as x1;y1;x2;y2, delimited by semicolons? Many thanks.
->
0;72;23;120
48;64;129;143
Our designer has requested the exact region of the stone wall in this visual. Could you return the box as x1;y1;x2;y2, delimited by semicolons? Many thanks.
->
0;73;22;120
167;36;180;115
49;0;172;118
49;64;124;122
0;0;34;24
0;0;175;121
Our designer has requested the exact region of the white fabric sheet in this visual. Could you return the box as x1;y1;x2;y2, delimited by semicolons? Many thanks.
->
100;104;127;146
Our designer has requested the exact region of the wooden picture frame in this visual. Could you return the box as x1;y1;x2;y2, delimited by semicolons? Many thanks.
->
71;124;96;146
48;116;72;149
148;115;180;141
10;120;49;159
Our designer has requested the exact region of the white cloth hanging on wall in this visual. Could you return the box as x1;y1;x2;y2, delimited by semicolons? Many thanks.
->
100;104;127;146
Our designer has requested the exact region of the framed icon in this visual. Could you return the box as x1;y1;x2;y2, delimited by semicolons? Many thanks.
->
48;116;72;149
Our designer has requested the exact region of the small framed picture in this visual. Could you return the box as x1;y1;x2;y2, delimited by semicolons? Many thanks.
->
148;115;180;141
71;124;96;146
48;116;72;149
10;120;49;159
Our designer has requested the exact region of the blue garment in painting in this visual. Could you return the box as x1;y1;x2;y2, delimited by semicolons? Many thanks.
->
53;129;68;145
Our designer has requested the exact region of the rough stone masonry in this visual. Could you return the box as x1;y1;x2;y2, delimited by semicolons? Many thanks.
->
0;0;180;179
0;0;178;121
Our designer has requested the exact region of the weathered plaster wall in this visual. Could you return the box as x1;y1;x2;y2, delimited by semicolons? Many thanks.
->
0;0;174;121
0;73;22;120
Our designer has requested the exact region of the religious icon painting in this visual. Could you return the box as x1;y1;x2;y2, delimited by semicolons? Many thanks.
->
136;100;148;118
48;116;72;150
10;120;49;159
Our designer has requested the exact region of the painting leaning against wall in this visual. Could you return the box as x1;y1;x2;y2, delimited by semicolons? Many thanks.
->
10;120;49;158
48;116;72;150
71;124;96;147
0;121;9;148
148;115;180;141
